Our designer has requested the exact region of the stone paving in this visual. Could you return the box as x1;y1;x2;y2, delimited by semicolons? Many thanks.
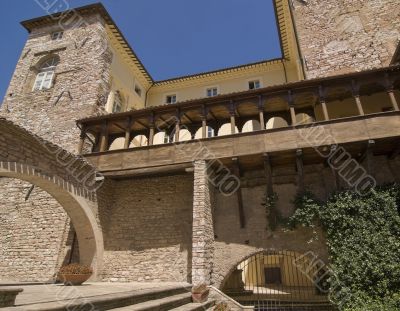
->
7;282;189;306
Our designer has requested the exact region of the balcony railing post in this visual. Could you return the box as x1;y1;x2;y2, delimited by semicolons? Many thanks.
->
258;95;265;130
288;91;296;126
388;91;399;111
124;117;133;149
77;125;86;154
229;100;236;134
201;105;207;138
148;112;155;146
99;121;109;152
352;80;364;115
318;85;330;121
385;74;399;111
175;109;181;142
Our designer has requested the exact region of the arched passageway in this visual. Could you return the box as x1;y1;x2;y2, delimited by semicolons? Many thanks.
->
220;250;332;310
0;118;104;279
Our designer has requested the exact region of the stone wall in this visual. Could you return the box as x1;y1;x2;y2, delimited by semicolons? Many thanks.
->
211;156;400;288
101;174;193;282
192;160;215;285
291;0;400;79
0;12;112;282
0;178;69;282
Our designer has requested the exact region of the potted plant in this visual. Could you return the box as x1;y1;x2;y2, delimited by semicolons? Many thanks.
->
214;302;230;311
57;263;93;286
191;284;210;303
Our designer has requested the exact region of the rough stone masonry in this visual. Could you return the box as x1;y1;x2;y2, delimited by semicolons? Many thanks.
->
0;11;112;281
292;0;400;79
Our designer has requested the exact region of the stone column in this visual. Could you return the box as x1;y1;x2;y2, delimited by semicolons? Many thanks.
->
192;160;214;285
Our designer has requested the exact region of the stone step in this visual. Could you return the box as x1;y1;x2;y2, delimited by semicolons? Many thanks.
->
3;285;191;311
169;299;216;311
110;292;192;311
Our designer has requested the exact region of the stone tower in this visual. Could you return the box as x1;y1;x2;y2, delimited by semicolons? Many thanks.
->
0;4;112;281
290;0;400;79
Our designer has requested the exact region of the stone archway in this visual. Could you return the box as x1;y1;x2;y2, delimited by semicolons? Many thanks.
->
0;118;104;279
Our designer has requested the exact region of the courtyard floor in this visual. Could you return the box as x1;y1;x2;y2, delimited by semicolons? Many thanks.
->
1;282;189;308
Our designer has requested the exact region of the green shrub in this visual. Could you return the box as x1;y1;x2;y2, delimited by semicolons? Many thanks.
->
289;184;400;310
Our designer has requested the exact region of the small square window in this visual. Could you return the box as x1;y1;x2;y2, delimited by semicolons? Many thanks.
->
249;80;261;90
166;94;177;104
51;31;63;40
134;85;142;97
207;87;218;97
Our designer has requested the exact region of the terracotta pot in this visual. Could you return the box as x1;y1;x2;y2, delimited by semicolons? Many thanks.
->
191;289;210;303
58;273;92;285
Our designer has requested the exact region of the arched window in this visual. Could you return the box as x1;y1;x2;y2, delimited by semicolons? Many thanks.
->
33;57;59;91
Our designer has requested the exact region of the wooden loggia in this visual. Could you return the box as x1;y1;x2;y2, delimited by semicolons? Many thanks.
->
76;65;400;155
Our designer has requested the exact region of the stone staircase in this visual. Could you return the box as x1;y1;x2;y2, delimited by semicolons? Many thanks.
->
3;285;216;311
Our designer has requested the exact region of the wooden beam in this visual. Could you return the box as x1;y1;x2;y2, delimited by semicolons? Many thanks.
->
296;149;304;193
183;113;193;123
263;153;273;196
232;157;245;228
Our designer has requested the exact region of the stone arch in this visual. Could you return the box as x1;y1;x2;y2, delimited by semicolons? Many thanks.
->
214;247;327;289
194;126;215;139
130;134;148;147
109;137;125;150
241;119;261;133
178;129;192;142
295;112;314;125
0;118;104;279
0;162;103;279
217;123;239;136
266;117;289;129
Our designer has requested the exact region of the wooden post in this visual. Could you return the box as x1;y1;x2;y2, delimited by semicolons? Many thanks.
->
290;106;296;126
175;110;181;142
229;101;236;134
319;85;329;121
201;105;208;138
388;90;399;111
288;91;296;126
148;126;154;146
263;153;273;196
148;112;155;146
124;117;132;149
352;80;364;116
232;157;245;228
99;122;108;152
202;118;207;138
258;96;265;130
77;126;86;154
296;149;304;193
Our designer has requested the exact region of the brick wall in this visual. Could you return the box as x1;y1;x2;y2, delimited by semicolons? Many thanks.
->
292;0;400;79
101;174;193;282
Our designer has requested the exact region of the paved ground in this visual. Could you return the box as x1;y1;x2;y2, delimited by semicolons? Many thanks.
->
6;282;189;306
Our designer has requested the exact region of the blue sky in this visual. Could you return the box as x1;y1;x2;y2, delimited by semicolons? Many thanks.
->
0;0;281;99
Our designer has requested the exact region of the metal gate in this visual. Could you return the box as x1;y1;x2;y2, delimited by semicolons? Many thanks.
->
221;251;335;311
